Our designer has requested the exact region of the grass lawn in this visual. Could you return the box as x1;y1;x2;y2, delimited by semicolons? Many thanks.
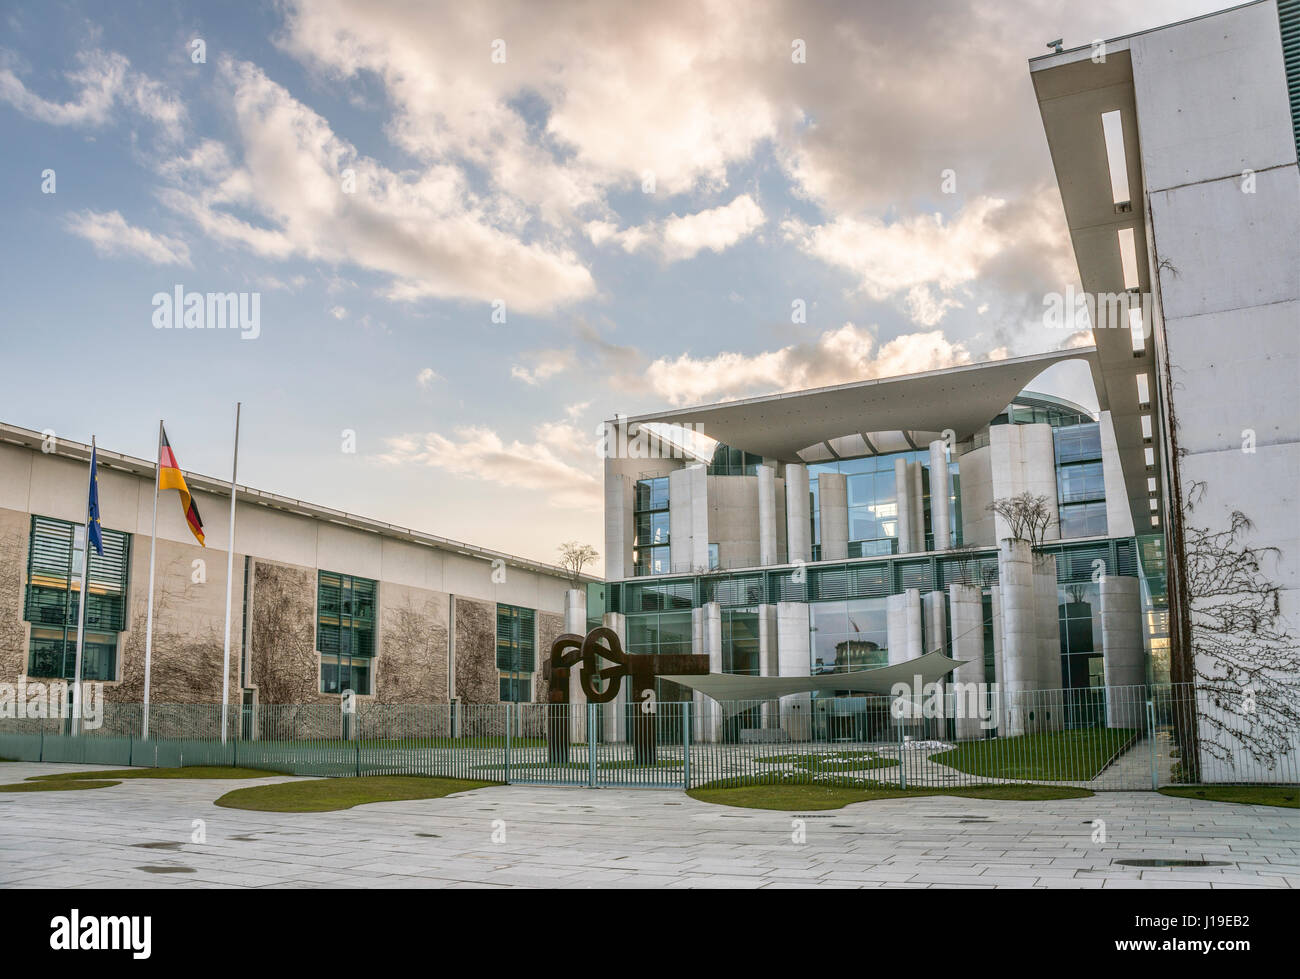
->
1159;785;1299;809
214;775;500;812
688;776;1093;811
29;766;282;782
757;749;898;773
0;779;121;792
928;728;1137;781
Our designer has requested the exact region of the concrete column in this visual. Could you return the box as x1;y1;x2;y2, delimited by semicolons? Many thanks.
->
563;588;585;634
757;465;778;566
886;589;922;665
950;583;986;740
601;612;627;742
560;587;590;742
997;539;1036;735
894;457;912;555
604;471;631;580
1033;553;1064;730
758;604;779;730
988;423;1060;542
990;586;1005;730
910;461;925;552
776;601;811;740
692;602;722;743
1099;411;1136;538
929;440;951;551
923;589;947;656
818;471;849;561
669;465;709;573
784;463;811;564
1100;575;1145;729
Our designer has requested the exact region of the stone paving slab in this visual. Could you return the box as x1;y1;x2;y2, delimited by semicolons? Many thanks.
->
0;762;1297;889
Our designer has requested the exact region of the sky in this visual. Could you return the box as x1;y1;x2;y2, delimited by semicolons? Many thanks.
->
0;0;1228;573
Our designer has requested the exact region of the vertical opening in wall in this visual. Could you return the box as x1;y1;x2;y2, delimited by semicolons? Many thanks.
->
1117;227;1140;290
1136;373;1150;404
1101;110;1131;208
1140;415;1153;439
1128;305;1145;353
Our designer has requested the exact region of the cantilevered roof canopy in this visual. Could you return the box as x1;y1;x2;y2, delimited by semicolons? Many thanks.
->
620;348;1101;463
662;650;966;702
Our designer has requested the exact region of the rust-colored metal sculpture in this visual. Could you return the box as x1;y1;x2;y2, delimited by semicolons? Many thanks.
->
543;627;709;764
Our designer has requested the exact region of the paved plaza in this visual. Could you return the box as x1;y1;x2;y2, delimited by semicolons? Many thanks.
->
0;763;1297;889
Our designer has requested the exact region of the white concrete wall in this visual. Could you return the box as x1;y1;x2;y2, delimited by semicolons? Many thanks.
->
988;423;1061;542
1132;2;1300;780
1099;576;1145;730
668;465;709;574
957;443;994;547
784;463;811;564
1098;411;1135;538
818;471;849;561
775;601;811;740
756;465;778;566
949;583;986;740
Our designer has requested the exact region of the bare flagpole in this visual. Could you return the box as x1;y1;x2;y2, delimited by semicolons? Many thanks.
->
220;403;241;744
70;436;95;737
142;421;163;741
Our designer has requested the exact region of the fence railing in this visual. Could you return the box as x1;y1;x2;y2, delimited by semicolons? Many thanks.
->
0;683;1295;791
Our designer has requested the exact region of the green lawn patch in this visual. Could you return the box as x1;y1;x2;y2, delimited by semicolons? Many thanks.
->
214;775;500;812
29;766;283;782
929;728;1137;781
756;749;898;773
1159;785;1299;809
0;779;121;792
688;776;1092;811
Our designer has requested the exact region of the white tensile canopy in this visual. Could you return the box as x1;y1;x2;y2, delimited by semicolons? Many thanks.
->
660;650;966;703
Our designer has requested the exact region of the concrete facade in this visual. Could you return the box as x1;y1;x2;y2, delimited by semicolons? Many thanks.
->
0;426;578;711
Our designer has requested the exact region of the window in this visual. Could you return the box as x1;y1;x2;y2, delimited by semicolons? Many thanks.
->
707;443;763;476
626;611;693;656
24;515;130;681
633;476;670;575
496;603;535;702
808;597;890;675
318;571;377;695
1054;422;1107;538
721;609;760;676
1058;583;1103;689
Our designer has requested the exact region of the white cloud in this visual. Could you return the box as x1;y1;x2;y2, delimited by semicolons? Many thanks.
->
416;367;441;387
645;323;974;406
63;210;190;266
0;49;183;130
377;419;600;509
329;305;347;319
588;194;765;263
510;348;576;385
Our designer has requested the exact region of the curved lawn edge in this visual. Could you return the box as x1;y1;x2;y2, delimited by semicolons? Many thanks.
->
30;766;286;782
1158;785;1299;809
0;780;122;792
214;775;501;812
687;778;1094;811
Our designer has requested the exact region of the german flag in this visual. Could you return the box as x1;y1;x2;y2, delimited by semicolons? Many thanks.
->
158;426;205;546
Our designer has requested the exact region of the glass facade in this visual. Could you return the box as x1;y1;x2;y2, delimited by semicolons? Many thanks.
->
633;476;670;575
318;571;376;695
496;603;535;702
809;448;960;556
1054;421;1108;538
721;608;760;675
707;443;763;476
809;597;890;675
24;515;130;681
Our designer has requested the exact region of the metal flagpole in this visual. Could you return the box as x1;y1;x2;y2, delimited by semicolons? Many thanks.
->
220;403;241;744
70;436;95;737
142;421;163;741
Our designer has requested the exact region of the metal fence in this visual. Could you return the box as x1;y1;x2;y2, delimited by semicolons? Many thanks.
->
1;683;1295;791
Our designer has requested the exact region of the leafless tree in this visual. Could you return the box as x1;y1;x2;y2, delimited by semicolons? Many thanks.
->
988;492;1053;545
557;541;598;587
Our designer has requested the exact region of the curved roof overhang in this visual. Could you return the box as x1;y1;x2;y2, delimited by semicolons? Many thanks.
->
619;348;1102;463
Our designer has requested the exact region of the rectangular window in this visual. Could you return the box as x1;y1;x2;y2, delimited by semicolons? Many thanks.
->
24;515;130;681
496;604;536;702
318;571;377;694
633;476;671;575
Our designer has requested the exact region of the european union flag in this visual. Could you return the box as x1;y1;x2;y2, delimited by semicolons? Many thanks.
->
87;444;104;558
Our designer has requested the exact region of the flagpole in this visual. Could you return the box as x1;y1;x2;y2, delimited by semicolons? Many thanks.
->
220;403;241;744
142;420;162;741
70;436;95;737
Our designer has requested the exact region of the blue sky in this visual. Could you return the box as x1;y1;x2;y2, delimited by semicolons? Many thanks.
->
0;0;1225;571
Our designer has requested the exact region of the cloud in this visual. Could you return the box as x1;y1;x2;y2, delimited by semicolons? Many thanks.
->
63;210;191;266
587;194;766;262
377;419;600;509
0;49;182;129
416;367;441;387
156;58;594;314
329;305;347;319
510;348;576;385
782;189;1076;326
644;323;974;406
